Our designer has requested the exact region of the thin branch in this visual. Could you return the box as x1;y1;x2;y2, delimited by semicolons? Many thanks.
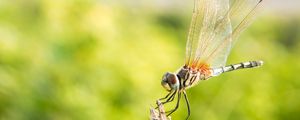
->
150;100;171;120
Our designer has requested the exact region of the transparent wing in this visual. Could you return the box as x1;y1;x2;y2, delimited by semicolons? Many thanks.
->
185;0;263;69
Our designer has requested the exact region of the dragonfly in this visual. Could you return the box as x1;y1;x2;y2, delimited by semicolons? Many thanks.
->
157;0;264;119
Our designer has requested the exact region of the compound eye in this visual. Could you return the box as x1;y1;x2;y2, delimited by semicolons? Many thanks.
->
161;72;179;91
161;73;171;91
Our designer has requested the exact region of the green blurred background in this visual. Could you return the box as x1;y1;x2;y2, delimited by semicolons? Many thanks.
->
0;0;300;120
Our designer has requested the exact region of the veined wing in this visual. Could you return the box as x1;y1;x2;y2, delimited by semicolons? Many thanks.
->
185;0;263;70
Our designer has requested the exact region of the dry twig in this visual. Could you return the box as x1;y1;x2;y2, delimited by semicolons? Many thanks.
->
150;100;171;120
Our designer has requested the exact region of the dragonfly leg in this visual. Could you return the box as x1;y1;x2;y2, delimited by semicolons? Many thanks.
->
167;91;176;102
155;90;177;109
183;90;191;120
166;91;181;116
158;91;172;101
161;90;177;104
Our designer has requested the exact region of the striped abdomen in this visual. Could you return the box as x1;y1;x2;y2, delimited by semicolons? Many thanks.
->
211;60;264;77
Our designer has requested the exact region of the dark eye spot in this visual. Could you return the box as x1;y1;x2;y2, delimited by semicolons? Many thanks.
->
168;74;177;84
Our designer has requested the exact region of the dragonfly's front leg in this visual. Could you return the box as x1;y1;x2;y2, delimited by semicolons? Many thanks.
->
158;91;173;101
161;89;178;104
155;90;178;109
166;91;182;116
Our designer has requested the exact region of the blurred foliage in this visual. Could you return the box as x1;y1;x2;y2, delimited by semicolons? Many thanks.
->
0;1;300;120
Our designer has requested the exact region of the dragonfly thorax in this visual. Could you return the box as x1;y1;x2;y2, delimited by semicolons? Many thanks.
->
161;66;211;91
178;67;202;89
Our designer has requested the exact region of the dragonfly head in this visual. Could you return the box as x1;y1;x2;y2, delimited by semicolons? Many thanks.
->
161;72;180;91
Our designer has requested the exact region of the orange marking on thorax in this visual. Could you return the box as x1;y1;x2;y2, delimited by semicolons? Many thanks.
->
198;63;211;76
